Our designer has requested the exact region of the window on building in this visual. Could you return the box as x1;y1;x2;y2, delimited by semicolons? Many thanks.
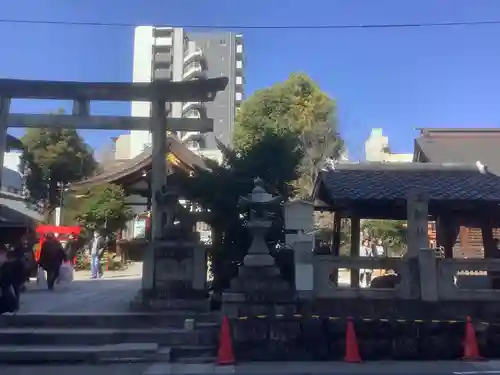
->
220;39;226;45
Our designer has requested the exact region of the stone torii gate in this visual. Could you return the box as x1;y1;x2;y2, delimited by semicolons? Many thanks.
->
0;77;228;293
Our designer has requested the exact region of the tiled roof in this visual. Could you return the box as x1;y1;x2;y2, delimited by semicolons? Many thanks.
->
71;136;208;190
314;162;500;202
0;192;42;227
415;129;500;175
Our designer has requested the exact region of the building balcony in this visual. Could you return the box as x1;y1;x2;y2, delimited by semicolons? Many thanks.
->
236;92;243;102
184;47;204;65
183;62;205;80
236;60;243;72
236;76;244;86
154;52;172;66
155;37;172;46
153;68;172;81
236;44;243;55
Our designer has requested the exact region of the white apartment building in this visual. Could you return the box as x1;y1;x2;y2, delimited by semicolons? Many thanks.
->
365;128;413;162
129;26;245;160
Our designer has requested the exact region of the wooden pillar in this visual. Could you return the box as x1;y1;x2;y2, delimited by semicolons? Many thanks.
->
459;226;470;257
436;216;444;250
329;213;342;287
332;214;341;256
440;218;458;259
142;99;167;291
350;216;360;287
72;100;90;116
436;215;458;258
481;217;500;288
481;219;496;259
0;97;10;192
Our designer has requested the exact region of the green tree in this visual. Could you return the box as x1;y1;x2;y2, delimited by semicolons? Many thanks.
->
21;125;97;216
233;73;344;198
67;183;132;233
361;220;408;256
180;131;303;291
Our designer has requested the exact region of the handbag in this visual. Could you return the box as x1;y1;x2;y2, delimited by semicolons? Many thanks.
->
36;266;47;288
59;262;74;283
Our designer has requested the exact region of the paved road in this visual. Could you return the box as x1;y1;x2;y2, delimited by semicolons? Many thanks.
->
19;263;142;313
0;363;151;375
0;360;496;375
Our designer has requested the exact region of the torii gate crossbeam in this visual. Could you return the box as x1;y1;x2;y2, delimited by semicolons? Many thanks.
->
0;77;228;292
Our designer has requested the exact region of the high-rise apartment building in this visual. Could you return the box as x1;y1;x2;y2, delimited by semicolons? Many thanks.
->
364;128;413;162
129;26;245;159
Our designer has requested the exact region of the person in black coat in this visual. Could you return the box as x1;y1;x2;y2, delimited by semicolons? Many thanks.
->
63;233;79;267
39;233;67;290
0;248;19;313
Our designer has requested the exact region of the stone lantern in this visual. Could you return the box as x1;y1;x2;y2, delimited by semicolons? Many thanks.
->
222;178;296;318
239;178;281;268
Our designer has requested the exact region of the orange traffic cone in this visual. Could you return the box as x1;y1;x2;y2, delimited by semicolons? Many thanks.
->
217;316;235;365
344;317;362;363
462;316;482;361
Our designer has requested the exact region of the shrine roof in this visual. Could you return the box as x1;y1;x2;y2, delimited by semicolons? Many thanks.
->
312;162;500;219
414;128;500;175
71;136;208;190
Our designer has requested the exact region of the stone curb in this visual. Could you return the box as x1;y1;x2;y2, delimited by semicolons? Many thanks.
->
144;363;235;375
142;361;485;375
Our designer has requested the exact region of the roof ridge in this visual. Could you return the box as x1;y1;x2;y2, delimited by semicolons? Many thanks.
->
332;161;485;172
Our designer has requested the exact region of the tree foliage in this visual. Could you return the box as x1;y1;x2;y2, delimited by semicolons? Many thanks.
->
65;183;132;233
21;126;97;213
233;73;344;198
179;131;303;291
361;220;408;256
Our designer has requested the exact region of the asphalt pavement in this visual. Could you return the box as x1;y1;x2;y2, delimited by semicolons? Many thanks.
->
1;360;498;375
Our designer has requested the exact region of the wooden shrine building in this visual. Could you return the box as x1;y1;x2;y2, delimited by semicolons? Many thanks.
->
313;162;500;260
70;136;209;239
414;128;500;258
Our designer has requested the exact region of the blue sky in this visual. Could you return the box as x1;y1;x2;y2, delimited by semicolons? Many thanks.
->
2;0;500;160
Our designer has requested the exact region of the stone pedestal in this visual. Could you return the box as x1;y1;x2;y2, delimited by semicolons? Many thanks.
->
222;263;297;318
138;234;209;312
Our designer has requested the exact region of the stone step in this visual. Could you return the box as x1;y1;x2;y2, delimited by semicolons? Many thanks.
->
176;355;217;364
0;327;216;347
136;298;210;313
0;342;160;363
170;345;216;362
0;312;220;328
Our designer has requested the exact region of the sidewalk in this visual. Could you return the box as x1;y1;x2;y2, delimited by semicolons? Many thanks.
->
0;360;495;375
143;361;499;375
73;261;143;281
0;363;150;375
20;262;142;313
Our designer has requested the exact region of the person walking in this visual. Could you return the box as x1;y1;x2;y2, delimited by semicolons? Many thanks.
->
14;237;36;290
88;231;107;279
360;239;373;288
0;247;19;313
63;233;79;268
38;233;66;290
372;238;387;278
